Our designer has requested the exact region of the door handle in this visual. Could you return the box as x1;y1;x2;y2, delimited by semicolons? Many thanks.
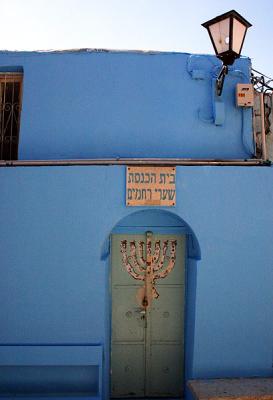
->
134;307;146;315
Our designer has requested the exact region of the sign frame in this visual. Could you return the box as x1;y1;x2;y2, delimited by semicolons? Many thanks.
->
126;166;176;207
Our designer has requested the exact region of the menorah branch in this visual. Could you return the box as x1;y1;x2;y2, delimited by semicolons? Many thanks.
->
120;238;177;302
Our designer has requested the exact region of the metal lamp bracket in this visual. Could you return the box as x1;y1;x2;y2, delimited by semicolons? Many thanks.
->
216;64;228;97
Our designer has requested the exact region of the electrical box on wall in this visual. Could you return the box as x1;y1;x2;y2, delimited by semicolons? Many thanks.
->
236;84;254;107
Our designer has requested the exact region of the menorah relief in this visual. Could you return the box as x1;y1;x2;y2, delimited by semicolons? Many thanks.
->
120;233;177;308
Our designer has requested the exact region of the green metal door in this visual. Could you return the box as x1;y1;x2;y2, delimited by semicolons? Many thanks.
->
111;232;185;398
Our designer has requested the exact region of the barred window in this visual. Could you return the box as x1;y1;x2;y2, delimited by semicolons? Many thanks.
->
0;73;23;160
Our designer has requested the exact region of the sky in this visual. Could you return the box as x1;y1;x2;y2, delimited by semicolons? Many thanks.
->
1;0;273;78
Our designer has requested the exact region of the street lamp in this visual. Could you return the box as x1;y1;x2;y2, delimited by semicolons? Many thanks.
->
202;10;252;96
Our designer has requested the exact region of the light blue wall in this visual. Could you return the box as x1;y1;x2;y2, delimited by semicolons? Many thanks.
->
0;50;253;160
1;165;272;397
0;49;270;398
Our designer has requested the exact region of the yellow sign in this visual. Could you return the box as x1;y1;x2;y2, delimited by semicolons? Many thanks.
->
126;166;176;206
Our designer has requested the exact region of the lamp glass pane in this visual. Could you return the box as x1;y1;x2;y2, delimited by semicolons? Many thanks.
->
208;17;230;54
232;18;247;54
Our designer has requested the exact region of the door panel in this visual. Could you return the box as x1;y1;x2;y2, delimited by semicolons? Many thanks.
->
112;287;145;342
149;344;184;396
150;286;184;342
111;344;145;397
111;233;185;398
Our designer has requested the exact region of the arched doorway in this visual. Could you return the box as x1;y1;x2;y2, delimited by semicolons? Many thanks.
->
109;210;200;398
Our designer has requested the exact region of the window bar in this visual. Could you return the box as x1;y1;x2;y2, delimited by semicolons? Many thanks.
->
1;79;3;159
9;80;13;159
0;82;2;159
0;78;6;159
0;74;22;160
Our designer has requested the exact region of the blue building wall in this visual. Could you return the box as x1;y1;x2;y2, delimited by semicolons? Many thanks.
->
0;50;253;160
1;166;273;398
0;50;272;398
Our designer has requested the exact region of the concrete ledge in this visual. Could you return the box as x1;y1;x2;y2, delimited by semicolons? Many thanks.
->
188;378;273;400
